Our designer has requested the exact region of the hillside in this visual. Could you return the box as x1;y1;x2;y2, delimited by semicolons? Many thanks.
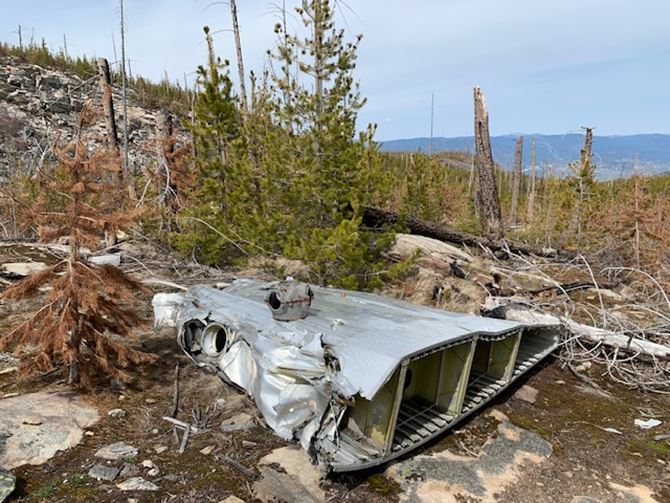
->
381;133;670;178
0;55;186;179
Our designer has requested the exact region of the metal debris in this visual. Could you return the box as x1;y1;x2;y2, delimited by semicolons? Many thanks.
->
154;279;561;472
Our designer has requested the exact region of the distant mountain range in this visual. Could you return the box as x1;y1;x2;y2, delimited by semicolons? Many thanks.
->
380;134;670;179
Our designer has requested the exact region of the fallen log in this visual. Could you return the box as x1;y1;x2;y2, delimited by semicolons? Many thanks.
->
362;207;572;259
525;280;620;296
483;297;670;360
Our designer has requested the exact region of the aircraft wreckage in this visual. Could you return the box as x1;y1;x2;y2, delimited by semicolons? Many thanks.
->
154;279;561;472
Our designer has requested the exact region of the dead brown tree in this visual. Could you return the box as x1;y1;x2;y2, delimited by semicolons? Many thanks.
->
473;87;503;240
510;135;523;225
0;134;153;387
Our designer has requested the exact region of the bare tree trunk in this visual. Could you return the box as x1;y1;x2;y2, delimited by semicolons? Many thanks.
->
580;127;593;168
119;0;135;200
156;110;174;166
526;137;537;222
155;110;177;206
473;87;503;240
155;110;180;230
96;58;119;151
313;0;324;172
97;57;121;247
229;0;247;113
544;161;553;248
575;127;593;249
429;92;434;156
510;135;523;225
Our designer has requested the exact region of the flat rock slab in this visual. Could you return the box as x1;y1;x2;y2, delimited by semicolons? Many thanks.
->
253;446;325;503
387;422;552;503
513;384;539;404
116;477;158;491
0;262;47;278
95;442;138;461
0;391;99;469
220;412;255;433
88;464;120;482
608;482;660;503
219;496;246;503
0;468;16;502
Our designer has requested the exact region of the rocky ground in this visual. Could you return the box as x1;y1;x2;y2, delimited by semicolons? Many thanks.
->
0;240;669;503
0;55;188;180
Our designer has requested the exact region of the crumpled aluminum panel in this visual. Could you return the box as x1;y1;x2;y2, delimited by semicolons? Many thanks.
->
217;279;525;399
153;279;539;468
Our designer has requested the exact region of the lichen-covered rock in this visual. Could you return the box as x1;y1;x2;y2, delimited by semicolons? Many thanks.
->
88;464;120;482
116;477;158;491
0;468;16;502
95;442;138;461
0;391;99;469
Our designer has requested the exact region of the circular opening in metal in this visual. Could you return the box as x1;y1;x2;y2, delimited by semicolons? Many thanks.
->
201;324;227;356
268;292;281;310
183;321;204;354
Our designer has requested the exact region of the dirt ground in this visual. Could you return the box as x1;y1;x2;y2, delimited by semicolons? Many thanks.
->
1;242;669;502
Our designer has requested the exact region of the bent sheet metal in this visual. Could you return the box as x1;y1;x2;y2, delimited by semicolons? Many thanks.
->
153;279;561;472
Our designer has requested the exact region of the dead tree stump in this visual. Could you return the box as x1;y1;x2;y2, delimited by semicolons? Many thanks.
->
473;87;503;240
96;58;119;151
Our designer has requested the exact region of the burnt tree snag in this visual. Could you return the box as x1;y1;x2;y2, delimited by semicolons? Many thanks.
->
473;87;503;240
574;127;594;248
581;127;594;168
156;109;175;203
229;0;247;113
510;135;523;225
156;110;174;169
526;137;537;222
96;58;119;151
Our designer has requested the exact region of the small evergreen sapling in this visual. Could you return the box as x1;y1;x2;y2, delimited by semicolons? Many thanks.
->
0;137;154;387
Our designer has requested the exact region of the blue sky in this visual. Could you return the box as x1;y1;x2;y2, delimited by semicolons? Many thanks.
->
2;0;668;140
